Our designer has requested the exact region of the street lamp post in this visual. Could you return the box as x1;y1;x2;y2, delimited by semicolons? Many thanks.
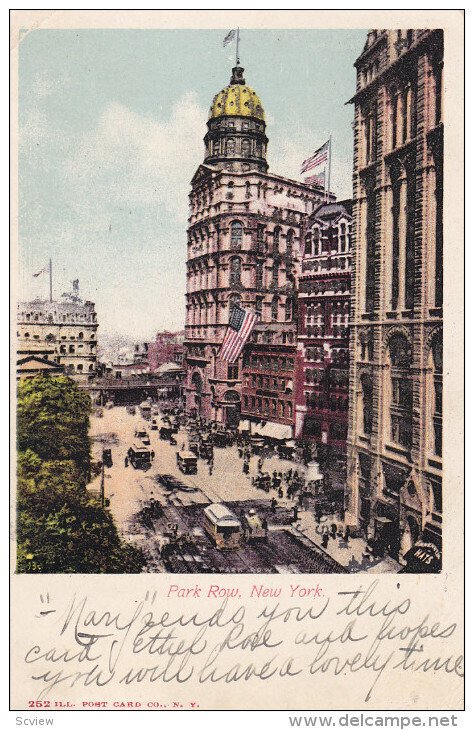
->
100;449;105;508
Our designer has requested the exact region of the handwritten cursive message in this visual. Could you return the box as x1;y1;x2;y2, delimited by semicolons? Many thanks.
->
22;580;463;707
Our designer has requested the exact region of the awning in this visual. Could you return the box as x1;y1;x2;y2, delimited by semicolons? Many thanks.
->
306;461;324;482
402;541;441;573
252;422;293;440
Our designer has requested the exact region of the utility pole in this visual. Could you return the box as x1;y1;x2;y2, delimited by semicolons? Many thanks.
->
100;449;105;508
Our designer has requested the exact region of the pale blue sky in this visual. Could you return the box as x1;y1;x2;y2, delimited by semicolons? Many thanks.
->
18;28;367;339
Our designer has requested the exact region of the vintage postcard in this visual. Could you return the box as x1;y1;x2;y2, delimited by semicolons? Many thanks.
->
10;9;464;715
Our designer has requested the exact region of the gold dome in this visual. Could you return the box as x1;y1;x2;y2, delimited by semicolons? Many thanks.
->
209;83;265;121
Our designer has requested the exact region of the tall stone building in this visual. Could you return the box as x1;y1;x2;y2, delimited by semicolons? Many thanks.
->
184;64;328;428
17;296;99;383
294;200;352;489
346;29;443;564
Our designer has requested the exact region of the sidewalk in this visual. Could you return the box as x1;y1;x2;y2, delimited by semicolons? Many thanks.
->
289;504;401;573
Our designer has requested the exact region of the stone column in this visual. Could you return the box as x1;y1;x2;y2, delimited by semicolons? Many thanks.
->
398;173;407;311
425;156;437;308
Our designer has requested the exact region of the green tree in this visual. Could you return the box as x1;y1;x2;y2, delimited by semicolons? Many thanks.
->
16;376;145;573
17;375;91;482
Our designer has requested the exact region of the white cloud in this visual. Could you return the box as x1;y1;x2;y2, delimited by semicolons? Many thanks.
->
63;93;207;224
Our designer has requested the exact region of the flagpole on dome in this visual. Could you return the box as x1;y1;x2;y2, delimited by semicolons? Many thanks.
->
49;258;53;302
236;27;240;65
326;135;332;203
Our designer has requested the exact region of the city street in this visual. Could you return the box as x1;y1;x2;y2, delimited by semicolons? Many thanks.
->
89;406;399;574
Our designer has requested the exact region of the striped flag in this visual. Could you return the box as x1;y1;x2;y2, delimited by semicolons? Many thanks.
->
220;304;257;363
305;171;326;187
301;140;330;174
33;265;48;278
223;29;236;47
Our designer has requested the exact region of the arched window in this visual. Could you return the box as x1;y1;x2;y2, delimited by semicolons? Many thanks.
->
339;223;346;251
272;260;279;287
256;223;265;249
360;373;373;435
286;229;294;257
388;334;413;447
255;261;263;289
78;331;84;340
241;138;251;156
191;371;203;394
230;221;243;249
305;233;312;255
313;228;320;256
227;138;235;154
271;296;279;321
273;226;281;255
229;257;242;286
390;86;398;149
285;297;293;321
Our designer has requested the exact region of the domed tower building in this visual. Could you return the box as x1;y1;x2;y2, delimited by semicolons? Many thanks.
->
204;64;268;174
184;62;331;430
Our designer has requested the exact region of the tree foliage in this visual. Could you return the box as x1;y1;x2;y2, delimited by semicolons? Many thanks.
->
17;375;91;483
16;376;145;574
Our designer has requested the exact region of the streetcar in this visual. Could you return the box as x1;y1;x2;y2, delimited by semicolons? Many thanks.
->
203;503;242;549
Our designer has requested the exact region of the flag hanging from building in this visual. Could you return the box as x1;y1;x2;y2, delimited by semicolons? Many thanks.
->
220;304;257;363
301;140;330;174
223;29;237;46
33;265;48;278
304;171;326;187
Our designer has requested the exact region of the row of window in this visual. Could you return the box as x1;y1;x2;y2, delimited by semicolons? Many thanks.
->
359;333;442;456
22;331;94;341
251;328;295;345
300;280;350;295
245;373;291;391
305;325;349;338
304;224;351;256
243;395;293;419
360;55;442;169
247;355;295;372
20;313;96;323
303;418;347;441
305;392;349;411
302;257;350;273
305;346;349;364
59;344;95;354
64;363;95;373
305;368;349;387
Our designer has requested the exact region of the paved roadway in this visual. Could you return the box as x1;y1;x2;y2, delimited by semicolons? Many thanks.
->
89;406;347;573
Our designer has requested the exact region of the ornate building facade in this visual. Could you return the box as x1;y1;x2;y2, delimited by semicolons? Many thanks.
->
294;201;352;487
17;297;99;383
184;64;328;429
346;29;443;564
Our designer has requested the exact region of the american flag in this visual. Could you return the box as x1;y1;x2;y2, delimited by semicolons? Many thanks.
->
220;304;257;363
305;171;326;187
301;140;330;174
223;29;236;47
33;265;48;278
